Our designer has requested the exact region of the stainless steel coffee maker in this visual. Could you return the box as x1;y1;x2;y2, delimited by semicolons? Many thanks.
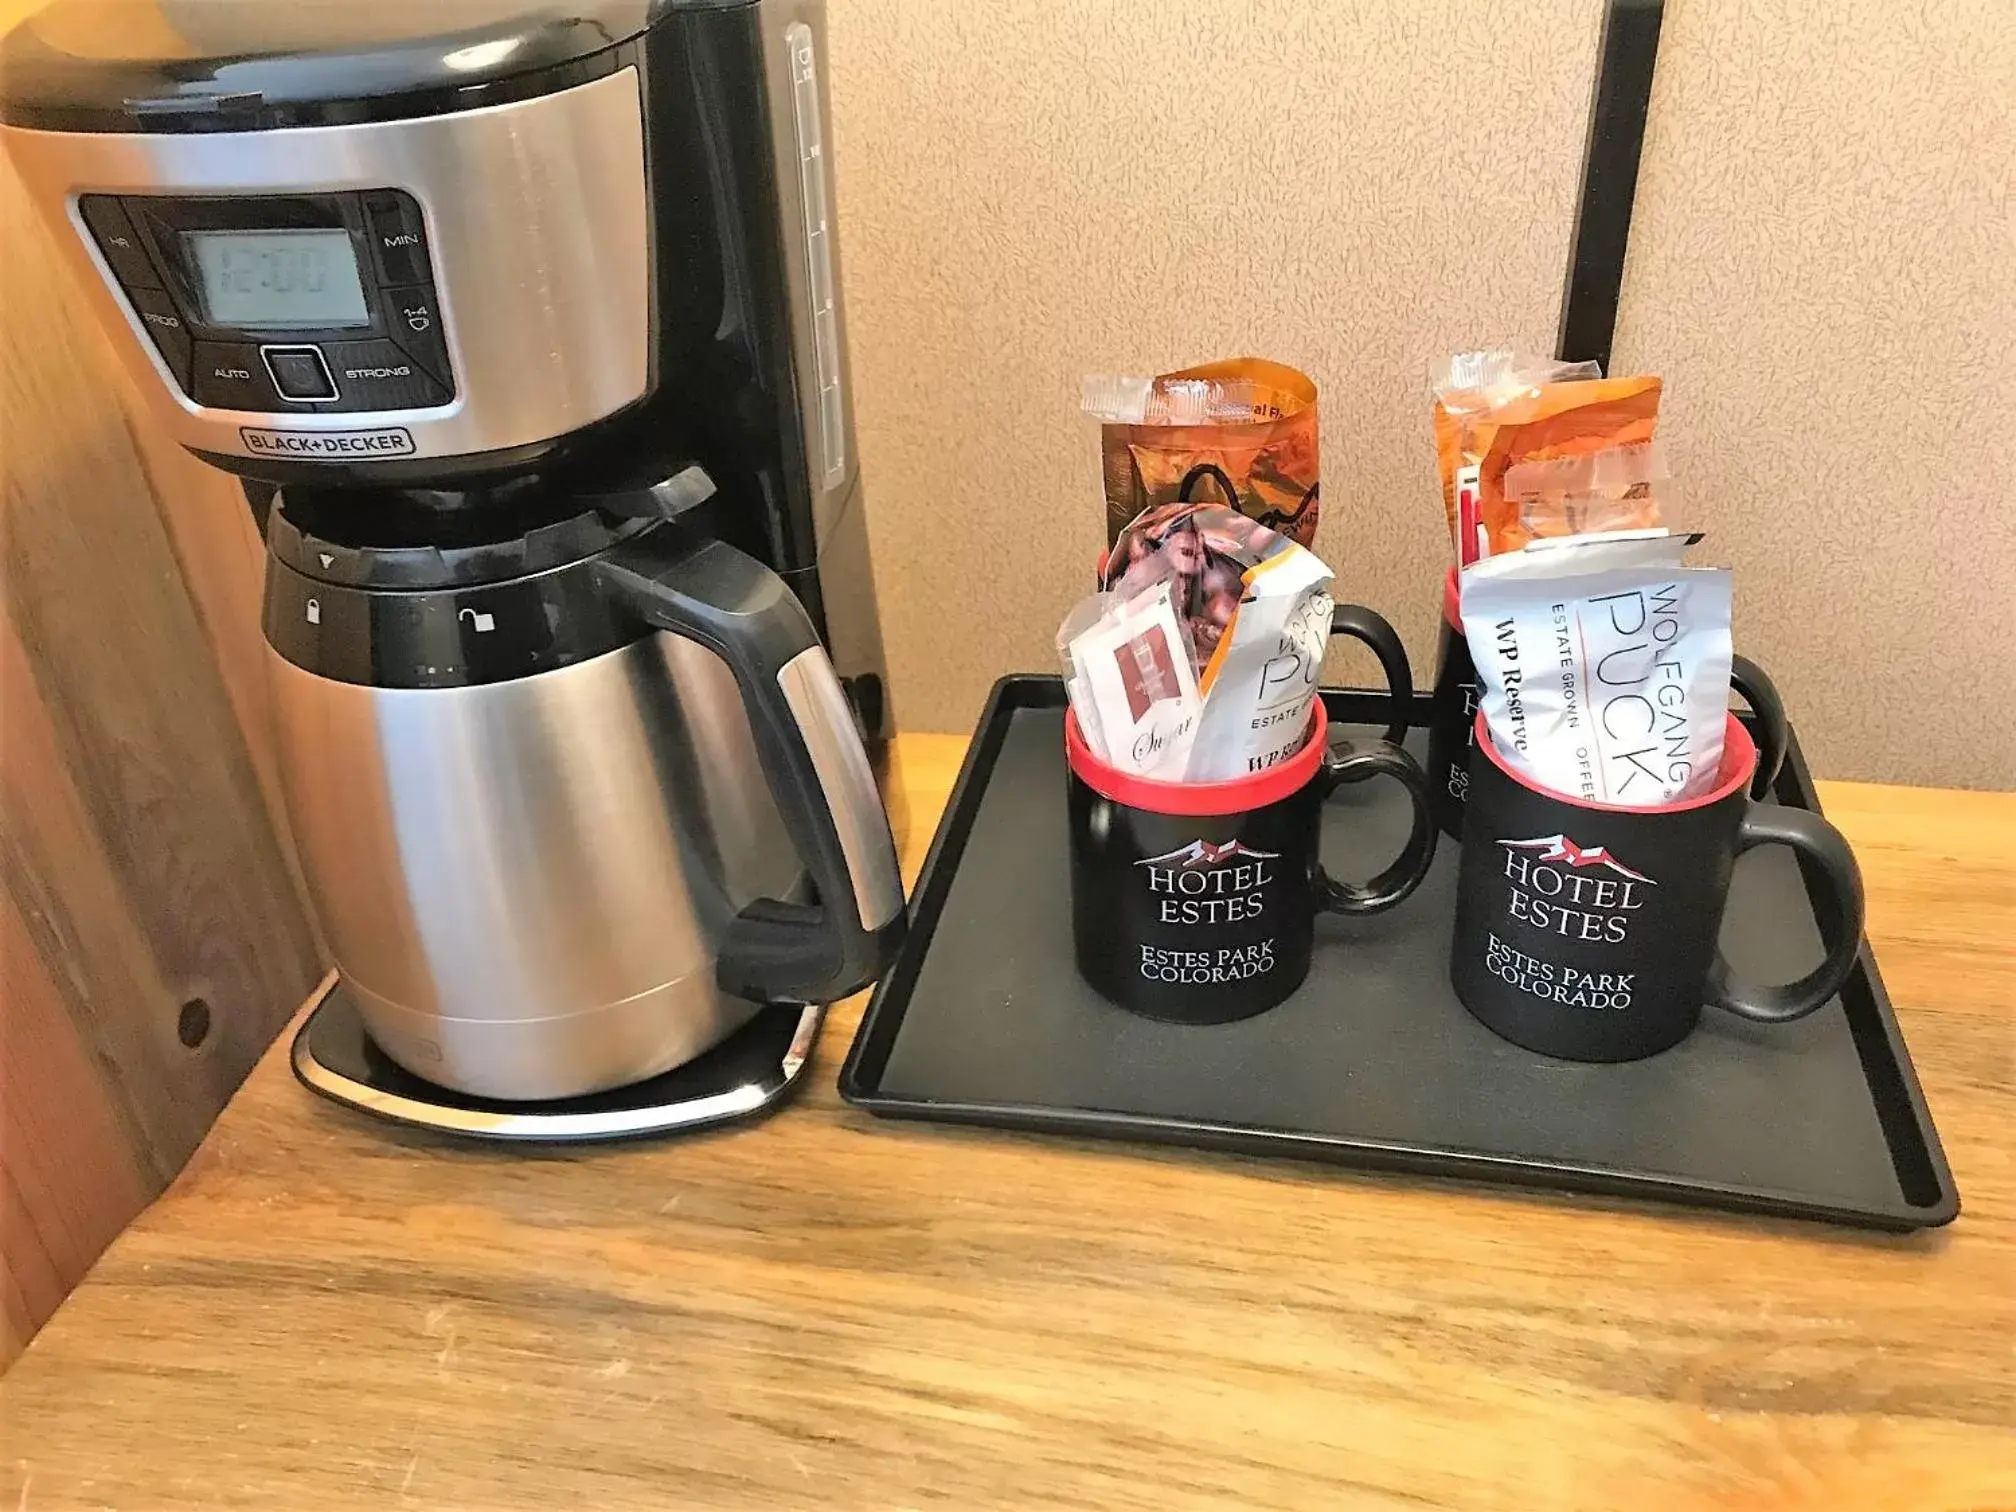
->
1;0;904;1137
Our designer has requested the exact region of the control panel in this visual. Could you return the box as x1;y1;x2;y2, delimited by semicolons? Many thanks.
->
78;190;455;414
785;22;845;490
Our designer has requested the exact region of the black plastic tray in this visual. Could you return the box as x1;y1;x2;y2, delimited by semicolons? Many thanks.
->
841;677;1958;1231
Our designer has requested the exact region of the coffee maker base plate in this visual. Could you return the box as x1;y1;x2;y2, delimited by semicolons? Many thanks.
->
291;981;824;1142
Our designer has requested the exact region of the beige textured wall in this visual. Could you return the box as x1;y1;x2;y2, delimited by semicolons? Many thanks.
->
1610;0;2016;789
829;0;1606;730
831;0;2015;789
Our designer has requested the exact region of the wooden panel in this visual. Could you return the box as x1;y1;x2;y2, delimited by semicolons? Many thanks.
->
0;141;324;1365
116;360;327;962
0;890;149;1360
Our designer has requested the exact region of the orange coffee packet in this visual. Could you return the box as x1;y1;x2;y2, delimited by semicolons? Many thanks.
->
1084;358;1320;549
1433;352;1662;565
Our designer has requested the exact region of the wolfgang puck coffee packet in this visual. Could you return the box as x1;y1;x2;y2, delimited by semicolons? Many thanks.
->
1459;531;1732;807
1083;358;1320;549
1104;503;1334;782
1433;351;1664;566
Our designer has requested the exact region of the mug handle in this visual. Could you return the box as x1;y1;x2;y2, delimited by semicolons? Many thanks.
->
1705;806;1865;1023
1329;604;1413;746
1313;738;1438;916
1728;654;1787;801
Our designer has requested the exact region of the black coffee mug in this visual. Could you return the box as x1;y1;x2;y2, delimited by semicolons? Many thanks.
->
1067;701;1437;1023
1425;566;1793;839
1450;710;1865;1062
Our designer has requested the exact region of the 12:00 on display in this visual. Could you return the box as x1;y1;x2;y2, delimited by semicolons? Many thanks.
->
184;228;370;330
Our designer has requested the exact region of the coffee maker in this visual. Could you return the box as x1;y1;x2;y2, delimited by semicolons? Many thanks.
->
1;0;905;1138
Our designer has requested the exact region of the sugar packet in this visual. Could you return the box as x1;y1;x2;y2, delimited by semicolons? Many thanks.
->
1460;531;1731;807
1057;576;1202;779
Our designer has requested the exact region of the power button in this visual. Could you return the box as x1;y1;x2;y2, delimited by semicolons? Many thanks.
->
261;345;338;402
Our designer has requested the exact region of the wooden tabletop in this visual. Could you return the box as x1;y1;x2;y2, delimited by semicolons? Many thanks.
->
2;736;2012;1510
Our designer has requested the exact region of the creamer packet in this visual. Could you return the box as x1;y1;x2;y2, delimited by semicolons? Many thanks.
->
1058;576;1202;779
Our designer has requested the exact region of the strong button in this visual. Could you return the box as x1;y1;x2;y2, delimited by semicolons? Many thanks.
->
322;339;450;411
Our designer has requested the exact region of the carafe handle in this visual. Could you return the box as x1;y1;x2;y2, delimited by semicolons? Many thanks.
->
592;533;905;1005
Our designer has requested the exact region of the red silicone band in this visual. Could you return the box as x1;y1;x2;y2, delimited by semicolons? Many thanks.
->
1065;701;1329;817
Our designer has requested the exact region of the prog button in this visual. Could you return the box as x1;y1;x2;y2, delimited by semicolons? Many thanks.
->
125;286;192;388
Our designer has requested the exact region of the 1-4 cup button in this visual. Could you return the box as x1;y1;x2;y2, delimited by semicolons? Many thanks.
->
384;285;452;387
394;292;432;335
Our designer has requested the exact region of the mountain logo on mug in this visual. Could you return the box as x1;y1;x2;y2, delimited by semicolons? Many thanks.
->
1068;697;1438;1024
1496;834;1656;944
1136;839;1282;868
1499;834;1655;884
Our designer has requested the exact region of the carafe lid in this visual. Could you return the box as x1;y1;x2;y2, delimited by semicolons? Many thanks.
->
267;484;656;591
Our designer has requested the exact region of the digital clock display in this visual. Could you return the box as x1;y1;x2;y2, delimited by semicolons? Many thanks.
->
184;229;369;330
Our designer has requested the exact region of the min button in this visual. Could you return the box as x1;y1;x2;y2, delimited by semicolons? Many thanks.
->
362;191;430;285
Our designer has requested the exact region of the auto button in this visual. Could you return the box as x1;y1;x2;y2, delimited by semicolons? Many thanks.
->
193;341;281;410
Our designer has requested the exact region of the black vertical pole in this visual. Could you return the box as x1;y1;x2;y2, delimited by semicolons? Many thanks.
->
1556;0;1665;371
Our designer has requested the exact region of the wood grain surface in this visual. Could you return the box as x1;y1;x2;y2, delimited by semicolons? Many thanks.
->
0;145;324;1363
0;736;2009;1509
